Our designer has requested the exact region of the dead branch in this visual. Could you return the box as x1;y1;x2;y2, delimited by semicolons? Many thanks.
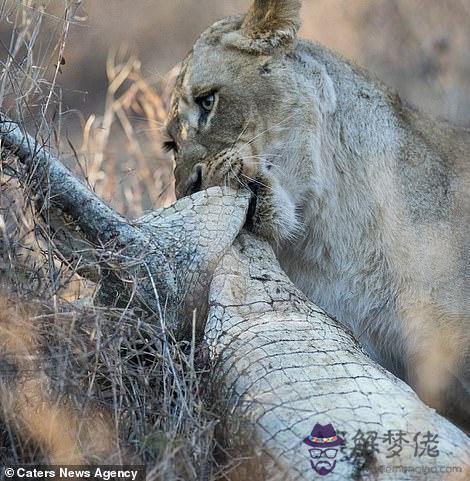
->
0;113;250;332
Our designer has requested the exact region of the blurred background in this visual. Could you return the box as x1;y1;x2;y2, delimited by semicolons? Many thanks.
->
61;0;470;123
1;0;469;216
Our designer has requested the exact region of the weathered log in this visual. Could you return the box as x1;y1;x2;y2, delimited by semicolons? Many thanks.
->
0;114;250;333
206;234;470;480
1;115;469;479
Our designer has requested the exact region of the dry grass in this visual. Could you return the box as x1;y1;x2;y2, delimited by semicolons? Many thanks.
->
0;2;224;479
0;284;225;478
78;46;176;217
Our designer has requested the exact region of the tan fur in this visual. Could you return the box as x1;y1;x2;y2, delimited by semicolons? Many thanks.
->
166;0;470;429
237;0;301;51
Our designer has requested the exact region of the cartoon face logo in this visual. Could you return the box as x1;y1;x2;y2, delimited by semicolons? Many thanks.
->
303;423;344;476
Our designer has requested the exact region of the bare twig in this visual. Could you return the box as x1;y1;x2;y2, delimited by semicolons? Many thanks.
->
1;112;250;331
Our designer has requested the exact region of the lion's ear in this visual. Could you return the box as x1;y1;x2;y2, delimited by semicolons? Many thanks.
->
242;0;302;43
222;0;302;53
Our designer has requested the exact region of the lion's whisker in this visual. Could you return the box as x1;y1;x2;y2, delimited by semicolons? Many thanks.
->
237;113;297;148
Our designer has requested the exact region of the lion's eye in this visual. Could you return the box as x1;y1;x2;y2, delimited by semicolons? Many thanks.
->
196;93;215;112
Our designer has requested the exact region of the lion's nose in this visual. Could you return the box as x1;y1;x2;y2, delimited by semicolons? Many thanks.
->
183;163;205;197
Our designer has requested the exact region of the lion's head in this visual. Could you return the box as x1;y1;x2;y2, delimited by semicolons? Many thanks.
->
165;0;337;244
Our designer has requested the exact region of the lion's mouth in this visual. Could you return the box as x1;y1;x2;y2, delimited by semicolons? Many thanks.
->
245;180;260;229
183;164;204;197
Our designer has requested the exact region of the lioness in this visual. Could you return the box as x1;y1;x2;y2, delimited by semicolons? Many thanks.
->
165;0;470;429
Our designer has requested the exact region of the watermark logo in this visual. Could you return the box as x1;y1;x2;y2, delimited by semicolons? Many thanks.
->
302;424;462;477
303;423;344;476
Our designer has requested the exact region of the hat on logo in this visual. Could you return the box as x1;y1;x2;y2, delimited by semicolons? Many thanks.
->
303;423;344;448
